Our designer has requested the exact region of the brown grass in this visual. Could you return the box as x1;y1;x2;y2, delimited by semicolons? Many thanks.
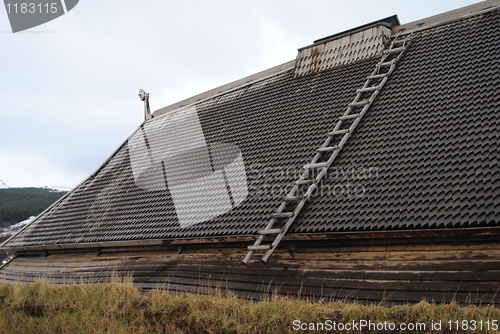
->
0;278;499;333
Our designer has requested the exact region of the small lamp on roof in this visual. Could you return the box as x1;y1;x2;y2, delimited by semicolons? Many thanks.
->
139;89;153;121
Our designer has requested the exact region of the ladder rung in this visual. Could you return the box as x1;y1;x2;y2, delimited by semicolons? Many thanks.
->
393;38;409;45
379;60;395;67
284;195;302;201
367;73;388;80
259;228;282;235
248;245;271;251
383;46;406;54
304;162;328;169
293;179;314;185
329;129;349;136
317;146;338;152
270;212;293;219
357;86;379;93
339;113;360;120
348;100;369;107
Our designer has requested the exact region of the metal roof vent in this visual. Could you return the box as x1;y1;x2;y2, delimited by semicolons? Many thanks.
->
294;15;399;77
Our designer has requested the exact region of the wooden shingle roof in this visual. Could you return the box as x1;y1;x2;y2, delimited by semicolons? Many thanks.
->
3;6;500;250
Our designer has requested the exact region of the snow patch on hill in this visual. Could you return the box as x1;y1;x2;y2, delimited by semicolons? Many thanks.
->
43;185;72;192
1;216;36;239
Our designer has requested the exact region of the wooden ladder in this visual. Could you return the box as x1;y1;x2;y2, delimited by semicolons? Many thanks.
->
243;26;421;264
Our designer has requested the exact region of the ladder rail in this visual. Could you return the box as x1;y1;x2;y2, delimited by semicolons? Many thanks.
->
243;25;422;264
259;87;386;263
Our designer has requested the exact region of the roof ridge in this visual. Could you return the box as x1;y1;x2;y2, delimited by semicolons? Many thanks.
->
154;2;500;118
153;60;295;117
393;0;500;34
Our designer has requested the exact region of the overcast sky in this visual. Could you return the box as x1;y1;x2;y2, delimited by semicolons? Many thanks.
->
0;0;482;188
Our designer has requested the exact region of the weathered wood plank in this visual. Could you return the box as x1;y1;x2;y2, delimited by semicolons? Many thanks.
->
7;257;500;280
4;263;500;295
2;269;499;305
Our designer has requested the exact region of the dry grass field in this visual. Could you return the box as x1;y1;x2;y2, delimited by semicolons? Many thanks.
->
0;277;499;333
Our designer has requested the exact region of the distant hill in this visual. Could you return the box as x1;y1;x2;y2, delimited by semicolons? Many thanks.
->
0;188;67;227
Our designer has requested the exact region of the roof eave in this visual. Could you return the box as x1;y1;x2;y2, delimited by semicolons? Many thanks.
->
5;226;500;253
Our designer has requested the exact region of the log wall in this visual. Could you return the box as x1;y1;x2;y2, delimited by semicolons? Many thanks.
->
1;234;500;304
